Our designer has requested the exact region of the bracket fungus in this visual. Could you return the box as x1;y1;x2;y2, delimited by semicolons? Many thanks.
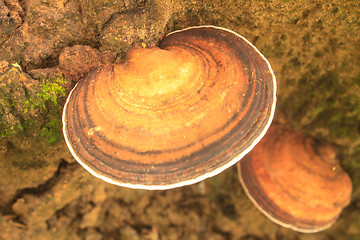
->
62;26;276;190
238;124;352;232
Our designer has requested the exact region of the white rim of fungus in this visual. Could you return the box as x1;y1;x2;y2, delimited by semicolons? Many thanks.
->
62;25;277;191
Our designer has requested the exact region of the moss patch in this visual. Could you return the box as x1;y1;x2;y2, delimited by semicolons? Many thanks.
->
23;77;66;114
23;77;68;145
0;66;67;144
0;65;40;137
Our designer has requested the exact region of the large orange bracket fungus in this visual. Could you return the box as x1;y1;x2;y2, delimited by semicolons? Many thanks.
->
63;26;277;190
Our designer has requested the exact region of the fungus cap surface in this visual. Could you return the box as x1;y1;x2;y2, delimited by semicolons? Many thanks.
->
238;124;352;232
63;26;277;190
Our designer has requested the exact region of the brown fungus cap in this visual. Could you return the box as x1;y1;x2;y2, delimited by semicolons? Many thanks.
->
62;26;276;190
238;124;352;232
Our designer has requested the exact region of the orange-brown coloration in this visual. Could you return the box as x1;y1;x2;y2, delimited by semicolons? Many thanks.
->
63;26;276;190
238;124;352;232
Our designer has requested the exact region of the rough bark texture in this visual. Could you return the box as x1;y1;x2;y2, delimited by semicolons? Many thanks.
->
0;0;359;239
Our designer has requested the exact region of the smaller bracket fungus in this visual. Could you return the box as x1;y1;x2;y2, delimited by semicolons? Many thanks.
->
62;26;276;190
238;124;352;233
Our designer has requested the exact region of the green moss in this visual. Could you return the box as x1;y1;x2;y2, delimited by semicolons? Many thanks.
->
0;119;24;137
34;78;67;145
22;77;68;145
0;66;67;144
24;77;67;114
40;118;64;145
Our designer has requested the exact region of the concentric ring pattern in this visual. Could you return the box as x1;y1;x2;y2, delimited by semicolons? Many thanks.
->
63;26;276;189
